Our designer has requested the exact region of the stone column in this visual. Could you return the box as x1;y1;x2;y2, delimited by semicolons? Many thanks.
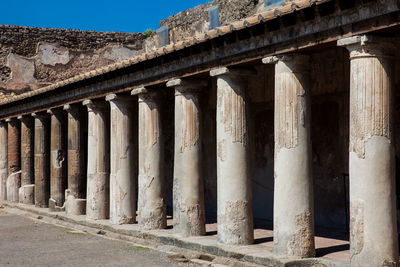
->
263;55;315;258
338;35;399;266
48;109;67;211
135;88;166;230
6;118;20;202
63;104;86;215
0;122;7;201
210;67;253;245
33;113;50;208
18;116;35;204
83;100;110;220
166;79;206;237
106;94;137;225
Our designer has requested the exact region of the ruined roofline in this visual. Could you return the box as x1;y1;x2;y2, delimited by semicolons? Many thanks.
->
0;24;142;35
0;0;327;106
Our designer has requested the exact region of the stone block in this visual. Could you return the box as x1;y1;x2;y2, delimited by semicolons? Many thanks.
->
6;171;21;202
65;194;86;215
19;184;34;204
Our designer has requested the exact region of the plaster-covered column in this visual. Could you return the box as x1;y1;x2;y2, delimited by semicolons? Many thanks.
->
18;116;35;204
48;109;67;211
210;67;253;245
135;88;166;230
64;104;86;215
106;94;137;225
338;35;399;266
0;122;7;201
33;113;50;208
263;55;315;258
6;118;21;202
166;79;206;237
83;100;110;220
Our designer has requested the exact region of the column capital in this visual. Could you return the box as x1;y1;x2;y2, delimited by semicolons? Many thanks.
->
5;117;18;123
32;112;50;119
134;87;162;104
263;54;310;74
82;99;108;112
131;86;148;96
262;54;310;65
17;115;33;121
210;67;257;78
167;78;207;96
338;35;396;58
63;104;80;113
47;108;64;116
105;94;132;104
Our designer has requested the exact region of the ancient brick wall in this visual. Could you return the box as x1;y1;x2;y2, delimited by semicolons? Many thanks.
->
145;0;265;50
0;25;145;100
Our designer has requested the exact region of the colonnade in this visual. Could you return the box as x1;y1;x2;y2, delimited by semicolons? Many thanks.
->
0;35;398;265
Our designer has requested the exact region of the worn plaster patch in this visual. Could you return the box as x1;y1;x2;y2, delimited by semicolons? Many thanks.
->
103;46;136;62
7;53;36;85
220;200;252;244
51;150;65;168
350;199;364;258
180;204;205;236
287;212;315;257
217;139;227;162
39;44;70;66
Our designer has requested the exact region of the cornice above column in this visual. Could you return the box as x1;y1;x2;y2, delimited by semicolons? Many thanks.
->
338;35;396;59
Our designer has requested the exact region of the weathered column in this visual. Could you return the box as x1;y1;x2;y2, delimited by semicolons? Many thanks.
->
338;35;399;266
33;113;50;208
63;104;86;215
210;67;253;245
134;87;166;230
106;94;137;225
48;109;67;211
6;118;21;202
0;122;7;201
166;79;206;237
18;116;35;204
263;55;315;258
83;100;110;220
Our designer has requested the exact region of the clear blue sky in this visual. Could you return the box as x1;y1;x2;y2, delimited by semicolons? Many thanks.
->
2;0;210;33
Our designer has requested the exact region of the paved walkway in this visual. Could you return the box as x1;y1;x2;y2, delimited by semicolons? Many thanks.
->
0;209;196;267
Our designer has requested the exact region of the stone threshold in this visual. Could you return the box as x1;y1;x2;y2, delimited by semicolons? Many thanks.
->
1;202;348;267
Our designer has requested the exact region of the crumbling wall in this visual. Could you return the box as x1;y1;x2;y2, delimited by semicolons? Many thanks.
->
144;0;300;51
0;25;145;100
145;0;264;51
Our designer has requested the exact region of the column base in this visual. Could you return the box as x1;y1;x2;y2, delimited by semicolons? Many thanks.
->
65;195;86;215
49;198;65;212
18;184;34;204
6;171;21;203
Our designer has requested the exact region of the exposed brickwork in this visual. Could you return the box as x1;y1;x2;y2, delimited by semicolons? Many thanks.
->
7;119;20;173
0;25;145;58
